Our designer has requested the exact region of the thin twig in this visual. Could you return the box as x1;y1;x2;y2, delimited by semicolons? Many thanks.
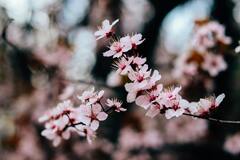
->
183;113;240;124
70;79;114;90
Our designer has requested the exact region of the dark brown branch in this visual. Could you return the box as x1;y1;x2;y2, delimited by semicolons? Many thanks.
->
183;113;240;124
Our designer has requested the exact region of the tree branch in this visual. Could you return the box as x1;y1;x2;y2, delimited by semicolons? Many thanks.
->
183;113;240;124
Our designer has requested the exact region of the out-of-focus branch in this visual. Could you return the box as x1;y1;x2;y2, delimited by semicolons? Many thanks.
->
68;79;116;90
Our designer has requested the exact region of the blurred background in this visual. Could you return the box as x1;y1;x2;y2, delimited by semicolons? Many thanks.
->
1;0;240;159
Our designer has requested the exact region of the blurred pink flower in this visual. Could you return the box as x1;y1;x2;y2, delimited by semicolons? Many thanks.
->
192;21;231;53
94;19;119;40
166;117;208;143
224;132;240;155
201;53;227;76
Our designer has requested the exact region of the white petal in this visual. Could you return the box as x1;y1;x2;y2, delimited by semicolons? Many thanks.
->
97;112;108;121
135;95;150;109
103;50;115;57
215;93;225;106
90;120;99;131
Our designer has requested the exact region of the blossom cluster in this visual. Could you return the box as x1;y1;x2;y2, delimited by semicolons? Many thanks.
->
174;20;231;80
96;19;225;119
39;18;226;146
39;88;125;146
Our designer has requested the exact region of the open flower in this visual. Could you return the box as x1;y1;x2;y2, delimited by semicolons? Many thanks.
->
198;93;225;115
132;56;146;67
106;98;126;112
113;57;133;75
145;103;162;118
39;100;77;146
120;33;145;49
77;88;104;105
94;19;119;40
103;40;131;58
201;53;227;77
136;84;163;110
77;104;108;131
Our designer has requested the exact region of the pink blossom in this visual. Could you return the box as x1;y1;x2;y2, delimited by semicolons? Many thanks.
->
77;88;104;105
39;100;77;146
77;103;108;131
113;57;133;75
103;40;131;58
106;98;126;112
192;21;231;53
201;53;227;76
38;100;74;123
128;64;151;83
75;125;96;144
120;33;145;49
159;87;188;119
136;84;163;109
166;117;207;143
145;103;162;118
197;93;225;115
224;132;240;155
41;125;73;147
94;19;119;40
132;56;146;67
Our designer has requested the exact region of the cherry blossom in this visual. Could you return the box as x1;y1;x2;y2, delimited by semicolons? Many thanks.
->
113;57;133;75
201;53;227;76
197;93;225;115
103;40;131;58
77;103;108;131
38;18;230;147
120;33;145;49
77;87;104;105
132;56;146;67
39;100;77;146
192;21;231;53
135;84;163;109
75;125;96;144
145;103;162;118
224;132;240;155
94;19;119;40
106;98;126;112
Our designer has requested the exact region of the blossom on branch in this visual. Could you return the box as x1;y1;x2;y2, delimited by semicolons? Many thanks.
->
106;98;126;112
94;19;119;40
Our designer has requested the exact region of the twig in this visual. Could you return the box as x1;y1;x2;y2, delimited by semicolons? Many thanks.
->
71;79;115;90
183;113;240;124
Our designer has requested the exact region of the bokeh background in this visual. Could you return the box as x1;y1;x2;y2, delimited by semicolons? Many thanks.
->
1;0;240;159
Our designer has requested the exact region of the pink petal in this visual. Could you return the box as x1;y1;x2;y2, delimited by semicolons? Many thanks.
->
90;120;99;131
103;50;115;57
127;92;137;103
97;112;108;121
53;137;61;147
92;104;102;115
136;95;151;109
146;105;160;118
